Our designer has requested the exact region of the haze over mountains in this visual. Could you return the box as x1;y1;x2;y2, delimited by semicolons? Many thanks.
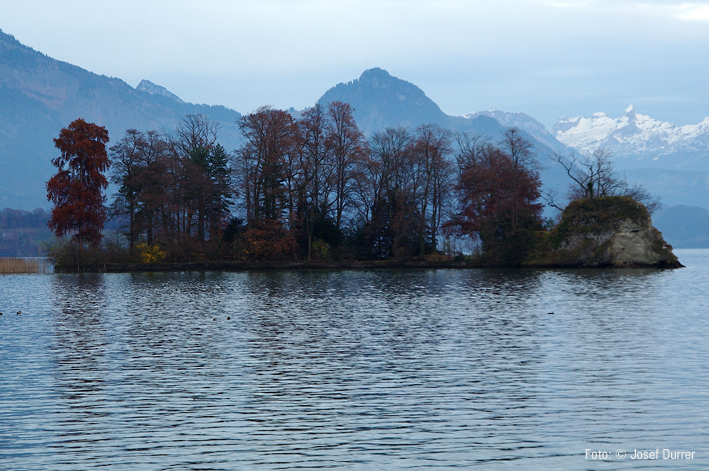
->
316;67;568;152
0;30;563;210
1;28;708;246
0;29;241;209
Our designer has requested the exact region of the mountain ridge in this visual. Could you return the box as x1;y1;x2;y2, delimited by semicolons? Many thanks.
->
0;28;242;209
1;28;570;210
318;68;512;140
316;68;571;171
463;110;566;153
318;67;453;133
136;79;185;104
0;28;706;245
552;105;709;170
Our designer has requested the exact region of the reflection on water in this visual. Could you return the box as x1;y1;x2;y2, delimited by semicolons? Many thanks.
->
1;251;708;469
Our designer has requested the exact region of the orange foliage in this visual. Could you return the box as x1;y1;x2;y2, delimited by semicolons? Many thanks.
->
240;220;296;261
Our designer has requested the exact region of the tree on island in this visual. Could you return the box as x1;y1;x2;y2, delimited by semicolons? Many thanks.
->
46;118;110;247
445;130;543;264
549;149;660;214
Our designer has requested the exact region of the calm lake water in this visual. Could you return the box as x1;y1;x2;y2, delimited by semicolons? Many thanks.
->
1;250;707;470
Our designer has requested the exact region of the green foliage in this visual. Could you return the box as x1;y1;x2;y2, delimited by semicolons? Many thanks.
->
552;196;649;249
45;239;92;268
475;209;545;265
563;196;648;226
312;212;343;248
311;239;330;261
521;196;680;267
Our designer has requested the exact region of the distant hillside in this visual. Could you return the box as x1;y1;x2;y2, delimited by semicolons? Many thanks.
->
0;29;241;210
318;68;532;142
9;27;699;229
622;168;709;209
318;68;449;134
316;68;574;211
653;205;709;248
0;208;52;256
463;110;567;154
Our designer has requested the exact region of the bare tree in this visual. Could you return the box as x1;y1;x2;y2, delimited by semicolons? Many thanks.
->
236;106;297;224
551;149;661;213
454;132;489;171
172;114;219;158
500;127;539;230
326;101;367;231
296;103;333;260
410;124;453;255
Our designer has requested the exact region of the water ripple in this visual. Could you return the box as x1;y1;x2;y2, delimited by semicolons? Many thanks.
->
1;251;708;469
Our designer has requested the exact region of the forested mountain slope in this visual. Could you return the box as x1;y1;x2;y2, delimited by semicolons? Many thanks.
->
0;29;241;209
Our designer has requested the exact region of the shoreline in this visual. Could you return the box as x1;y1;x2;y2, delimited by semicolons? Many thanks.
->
51;258;683;273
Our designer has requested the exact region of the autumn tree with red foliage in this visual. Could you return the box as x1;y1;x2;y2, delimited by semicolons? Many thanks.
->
446;129;543;263
47;118;110;247
235;107;299;260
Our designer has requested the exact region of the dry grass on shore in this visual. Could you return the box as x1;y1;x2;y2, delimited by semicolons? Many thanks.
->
0;257;49;274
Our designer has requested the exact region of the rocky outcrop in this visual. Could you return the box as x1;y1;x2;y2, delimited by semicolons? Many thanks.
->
531;196;682;268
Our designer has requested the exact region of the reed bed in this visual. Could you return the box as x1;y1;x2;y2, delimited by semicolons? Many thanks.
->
0;257;49;274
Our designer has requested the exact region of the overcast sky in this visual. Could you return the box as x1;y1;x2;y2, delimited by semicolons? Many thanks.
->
2;0;708;126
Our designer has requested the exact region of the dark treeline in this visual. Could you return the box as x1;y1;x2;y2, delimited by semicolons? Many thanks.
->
48;102;550;265
0;208;50;228
103;102;546;264
0;208;52;257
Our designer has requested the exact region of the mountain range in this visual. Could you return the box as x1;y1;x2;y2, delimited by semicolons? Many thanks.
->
316;67;570;154
0;30;566;210
0;29;241;210
552;106;709;223
1;28;709;247
553;106;709;171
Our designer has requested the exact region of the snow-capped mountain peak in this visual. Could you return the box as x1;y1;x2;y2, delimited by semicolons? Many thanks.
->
552;107;709;170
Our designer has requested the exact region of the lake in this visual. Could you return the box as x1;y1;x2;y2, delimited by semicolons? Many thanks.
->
1;250;707;470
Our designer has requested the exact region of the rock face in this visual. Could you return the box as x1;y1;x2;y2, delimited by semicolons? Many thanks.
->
538;197;682;268
136;79;185;104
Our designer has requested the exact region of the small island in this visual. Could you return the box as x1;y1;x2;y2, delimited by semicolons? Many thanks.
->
42;115;681;273
526;196;681;268
50;195;680;272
